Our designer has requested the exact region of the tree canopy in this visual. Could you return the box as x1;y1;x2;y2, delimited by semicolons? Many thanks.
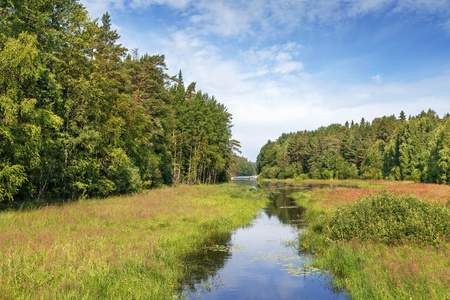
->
0;0;235;203
257;110;450;185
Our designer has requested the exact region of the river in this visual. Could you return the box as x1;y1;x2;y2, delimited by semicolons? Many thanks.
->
181;179;350;299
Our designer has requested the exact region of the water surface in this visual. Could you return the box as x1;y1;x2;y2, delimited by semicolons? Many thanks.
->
182;180;349;299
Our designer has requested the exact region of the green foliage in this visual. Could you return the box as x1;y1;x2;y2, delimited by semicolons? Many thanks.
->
230;155;256;176
0;2;235;204
170;79;232;185
0;164;27;202
106;148;142;194
257;111;450;187
325;192;450;245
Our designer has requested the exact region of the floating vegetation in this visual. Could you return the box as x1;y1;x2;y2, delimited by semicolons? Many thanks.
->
251;250;327;277
251;250;300;262
281;239;298;247
203;244;248;253
280;263;328;277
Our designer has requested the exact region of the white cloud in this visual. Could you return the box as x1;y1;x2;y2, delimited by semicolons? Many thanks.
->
153;29;450;160
81;0;125;18
81;0;190;17
82;0;450;38
371;74;383;83
227;72;450;160
347;0;393;15
394;0;450;14
240;43;304;79
442;19;450;34
190;1;254;37
274;61;304;74
130;0;190;10
78;0;450;161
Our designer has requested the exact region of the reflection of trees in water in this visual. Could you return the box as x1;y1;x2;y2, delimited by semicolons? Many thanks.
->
180;182;353;298
180;232;232;293
180;182;339;295
263;189;306;228
259;180;359;228
232;180;259;188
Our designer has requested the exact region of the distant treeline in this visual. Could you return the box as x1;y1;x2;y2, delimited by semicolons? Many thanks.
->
230;156;256;177
257;109;450;184
0;1;235;203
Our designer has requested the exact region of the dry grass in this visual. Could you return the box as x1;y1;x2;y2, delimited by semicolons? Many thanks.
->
384;181;450;204
305;180;450;208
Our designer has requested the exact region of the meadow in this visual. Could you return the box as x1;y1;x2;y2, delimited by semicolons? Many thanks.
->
293;180;450;299
0;184;267;299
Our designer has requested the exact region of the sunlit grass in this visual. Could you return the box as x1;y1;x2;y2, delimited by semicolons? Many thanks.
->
0;184;267;299
294;180;450;299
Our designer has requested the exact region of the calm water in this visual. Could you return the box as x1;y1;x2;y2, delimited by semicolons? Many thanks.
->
181;180;350;300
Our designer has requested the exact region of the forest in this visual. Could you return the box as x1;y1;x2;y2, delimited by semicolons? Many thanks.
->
0;0;248;204
257;109;450;184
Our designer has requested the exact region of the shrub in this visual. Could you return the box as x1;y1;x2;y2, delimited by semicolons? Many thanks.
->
107;148;143;194
325;192;450;245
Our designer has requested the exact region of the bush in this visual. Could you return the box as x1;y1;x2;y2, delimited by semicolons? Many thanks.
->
107;148;142;194
294;173;308;181
0;164;27;202
325;192;450;245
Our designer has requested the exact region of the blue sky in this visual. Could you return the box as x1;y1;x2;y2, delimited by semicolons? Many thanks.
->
80;0;450;161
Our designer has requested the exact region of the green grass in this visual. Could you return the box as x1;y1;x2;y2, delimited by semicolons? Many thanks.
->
0;184;268;299
326;192;450;245
295;186;450;300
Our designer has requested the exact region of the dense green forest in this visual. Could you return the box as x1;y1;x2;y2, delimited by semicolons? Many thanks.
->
0;0;240;203
230;155;256;177
257;109;450;184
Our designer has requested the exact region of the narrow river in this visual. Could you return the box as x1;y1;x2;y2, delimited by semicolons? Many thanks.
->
181;180;350;299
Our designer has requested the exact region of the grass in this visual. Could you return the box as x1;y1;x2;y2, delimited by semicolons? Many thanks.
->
0;184;268;299
292;180;450;300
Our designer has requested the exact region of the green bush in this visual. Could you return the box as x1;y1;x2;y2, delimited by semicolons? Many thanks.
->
325;192;450;245
107;148;143;194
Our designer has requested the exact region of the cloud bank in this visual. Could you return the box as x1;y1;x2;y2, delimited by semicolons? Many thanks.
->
80;0;450;160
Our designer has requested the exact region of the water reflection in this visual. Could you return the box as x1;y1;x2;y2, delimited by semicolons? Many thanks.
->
180;180;349;299
263;188;306;228
182;232;233;293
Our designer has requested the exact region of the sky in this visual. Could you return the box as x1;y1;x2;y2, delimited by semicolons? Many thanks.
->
80;0;450;161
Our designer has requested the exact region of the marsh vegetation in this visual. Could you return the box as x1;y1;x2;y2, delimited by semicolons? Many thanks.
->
0;184;267;299
293;179;450;299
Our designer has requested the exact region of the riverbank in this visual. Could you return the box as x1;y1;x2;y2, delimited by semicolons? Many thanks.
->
0;184;267;299
291;179;450;299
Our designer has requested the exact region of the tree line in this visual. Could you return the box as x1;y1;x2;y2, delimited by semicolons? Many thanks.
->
0;0;236;203
257;109;450;184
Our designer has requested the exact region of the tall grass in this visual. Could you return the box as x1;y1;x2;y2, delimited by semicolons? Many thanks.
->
295;181;450;299
0;184;267;299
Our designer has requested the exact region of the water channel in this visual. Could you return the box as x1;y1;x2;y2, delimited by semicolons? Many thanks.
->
181;179;350;299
